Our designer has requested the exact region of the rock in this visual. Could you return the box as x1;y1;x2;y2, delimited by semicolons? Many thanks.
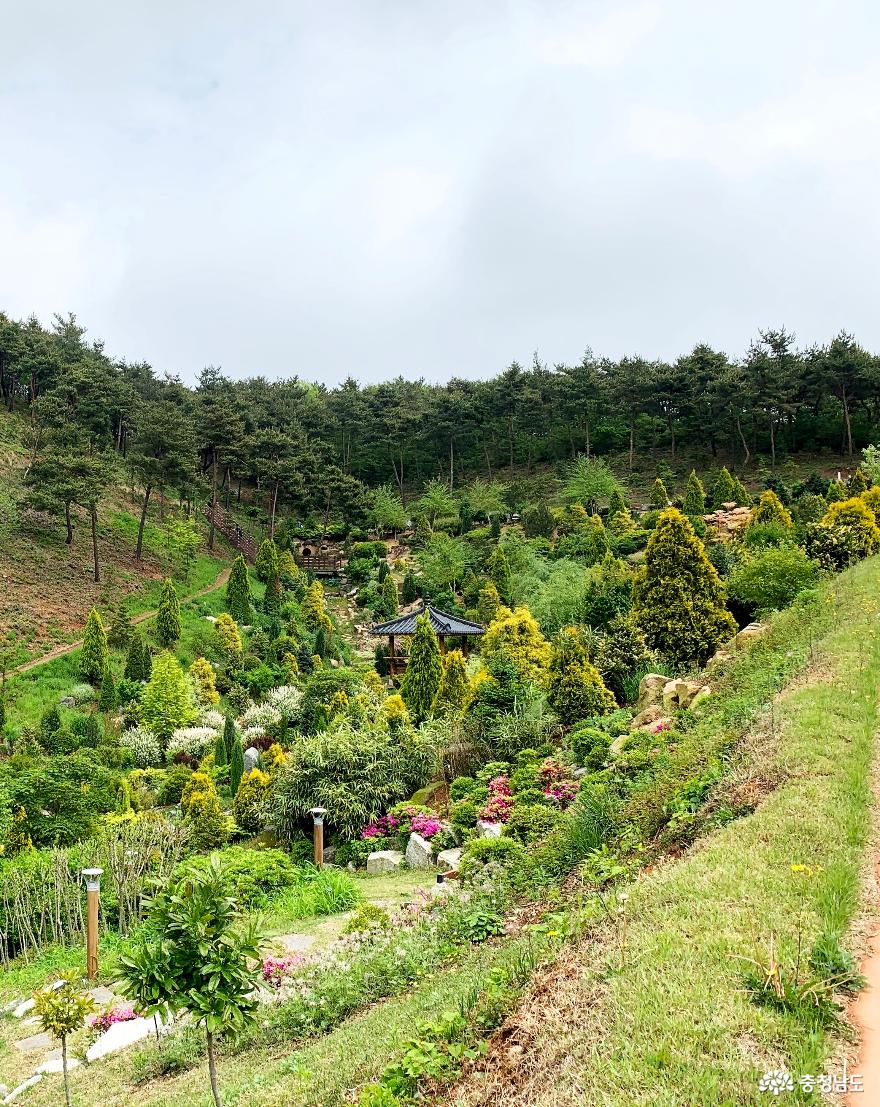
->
87;985;116;1006
436;847;463;872
476;820;502;839
243;746;260;773
572;767;590;778
3;1075;41;1103
330;659;340;668
405;832;435;869
36;1050;79;1075
645;715;673;734
608;733;630;756
11;1000;35;1019
58;696;76;707
13;1032;52;1053
322;844;336;865
688;685;711;710
734;622;765;649
203;615;217;623
661;679;704;711
707;648;733;671
629;704;664;731
635;673;671;713
275;933;317;955
0;1087;7;1101
366;850;405;874
86;1014;170;1061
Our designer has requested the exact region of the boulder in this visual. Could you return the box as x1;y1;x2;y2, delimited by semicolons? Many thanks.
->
476;820;502;839
629;704;664;732
86;1014;169;1061
436;847;463;872
405;832;435;869
635;674;671;713
688;685;711;710
243;746;260;774
366;850;404;875
11;999;35;1019
608;732;630;757
734;623;765;650
707;648;733;671
59;697;76;708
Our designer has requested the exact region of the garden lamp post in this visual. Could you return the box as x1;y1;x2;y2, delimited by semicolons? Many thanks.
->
309;808;328;868
81;868;103;980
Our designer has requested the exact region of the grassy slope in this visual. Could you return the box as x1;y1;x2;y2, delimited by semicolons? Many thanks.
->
445;555;880;1107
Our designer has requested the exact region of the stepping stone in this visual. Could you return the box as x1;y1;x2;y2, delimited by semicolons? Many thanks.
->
11;1000;34;1019
36;1050;79;1075
86;1014;168;1061
275;933;316;955
2;1075;42;1103
86;986;116;1006
13;1032;52;1053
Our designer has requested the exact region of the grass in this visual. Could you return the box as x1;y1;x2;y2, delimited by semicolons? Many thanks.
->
442;554;880;1107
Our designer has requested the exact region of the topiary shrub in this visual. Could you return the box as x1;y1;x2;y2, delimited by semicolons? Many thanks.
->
232;769;272;834
546;627;615;724
749;490;793;530
568;725;611;771
503;803;561;845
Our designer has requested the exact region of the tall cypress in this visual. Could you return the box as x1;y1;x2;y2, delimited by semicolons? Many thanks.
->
226;555;253;623
229;737;245;796
156;578;181;648
399;613;443;723
80;609;109;684
682;470;706;516
223;714;237;760
124;632;145;681
214;729;228;768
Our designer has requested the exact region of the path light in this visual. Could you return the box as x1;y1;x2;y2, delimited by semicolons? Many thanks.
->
81;868;104;980
309;808;328;868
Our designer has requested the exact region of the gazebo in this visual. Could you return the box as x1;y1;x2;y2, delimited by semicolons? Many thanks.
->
369;602;485;677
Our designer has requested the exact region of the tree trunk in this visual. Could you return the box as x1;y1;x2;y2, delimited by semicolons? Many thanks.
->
449;438;454;491
206;1031;222;1107
735;415;751;467
842;389;853;459
769;416;776;469
65;501;73;545
508;415;515;471
90;503;100;582
584;419;591;458
62;1036;72;1107
269;480;279;539
208;454;218;551
135;485;152;560
483;443;493;479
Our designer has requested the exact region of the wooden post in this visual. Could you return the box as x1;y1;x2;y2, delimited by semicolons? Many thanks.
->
82;869;103;980
310;809;327;868
439;635;447;656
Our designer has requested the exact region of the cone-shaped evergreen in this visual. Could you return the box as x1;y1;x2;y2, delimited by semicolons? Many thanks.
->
140;652;196;742
750;490;793;529
731;476;751;506
263;571;282;615
430;649;470;717
547;626;616;724
98;670;117;712
486;545;512;604
632;507;736;667
826;478;848;503
255;538;279;583
314;625;327;658
156;578;181;648
476;581;503;624
107;601;133;649
682;470;706;516
400;613;443;723
226;555;253;622
380;573;399;616
229;736;245;795
850;468;870;495
608;488;627;517
124;632;146;682
141;638;153;680
223;714;237;760
214;729;228;768
80;608;109;684
402;571;419;605
649;478;670;509
711;467;737;508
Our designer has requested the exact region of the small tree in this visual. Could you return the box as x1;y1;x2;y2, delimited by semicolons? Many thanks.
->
849;468;869;495
181;772;228;850
562;455;619;512
156;578;182;649
254;538;279;583
116;856;263;1107
232;768;271;833
190;657;220;705
380;573;399;616
430;649;470;717
486;545;512;605
107;601;133;649
222;714;237;760
401;570;420;605
140;652;196;742
229;736;245;795
711;467;737;508
400;613;444;723
649;477;670;509
749;490;793;529
481;606;552;686
226;555;253;623
826;478;848;503
98;669;117;712
80;608;109;684
214;729;228;768
546;627;616;724
477;581;503;624
632;507;736;666
214;613;243;660
124;632;146;682
682;470;706;516
301;580;332;632
33;976;96;1107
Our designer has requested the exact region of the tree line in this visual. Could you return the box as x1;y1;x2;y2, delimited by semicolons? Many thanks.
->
2;312;878;572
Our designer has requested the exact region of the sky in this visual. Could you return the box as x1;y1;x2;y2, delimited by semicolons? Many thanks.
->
2;0;879;385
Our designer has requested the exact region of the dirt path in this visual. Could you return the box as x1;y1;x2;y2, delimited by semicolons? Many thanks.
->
849;865;880;1105
11;566;230;675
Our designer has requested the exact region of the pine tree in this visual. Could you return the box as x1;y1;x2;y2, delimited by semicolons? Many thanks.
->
608;488;627;517
481;606;552;685
226;555;253;622
850;468;870;495
731;476;751;506
214;730;228;768
377;560;390;583
711;467;737;508
80;609;109;684
314;625;327;658
107;601;133;649
263;571;282;615
632;507;736;666
380;573;399;616
749;490;793;529
827;478;847;503
254;538;279;583
649;478;670;509
401;571;419;605
189;657;220;705
682;470;706;516
546;627;616;724
476;581;503;624
229;737;245;796
222;714;237;760
141;638;153;680
430;649;470;717
140;652;196;742
98;670;117;712
399;613;443;723
124;633;146;682
156;578;181;648
486;546;512;605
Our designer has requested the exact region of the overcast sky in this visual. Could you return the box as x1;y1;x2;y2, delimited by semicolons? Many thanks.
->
2;1;879;385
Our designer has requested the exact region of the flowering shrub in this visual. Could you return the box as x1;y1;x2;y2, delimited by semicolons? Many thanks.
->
199;708;225;730
478;776;514;823
264;685;303;721
538;758;579;808
262;954;306;987
120;726;162;768
361;813;401;840
410;813;442;838
544;780;579;806
69;683;97;705
166;727;218;760
239;702;283;733
90;1004;138;1033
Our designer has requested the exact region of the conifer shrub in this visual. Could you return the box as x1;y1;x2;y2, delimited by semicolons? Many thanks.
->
181;772;228;849
805;497;880;569
233;769;272;834
632;507;736;667
581;554;633;630
594;614;654;703
214;613;243;660
401;571;420;605
124;633;147;682
107;601;133;649
255;538;280;583
222;714;237;760
80;608;109;684
431;649;471;717
226;555;253;622
189;657;220;705
555;515;609;566
98;670;118;712
476;581;503;624
229;738;245;795
156;578;181;648
794;493;828;526
546;627;616;724
301;580;333;633
849;468;869;495
649;477;670;509
214;730;228;768
486;546;512;604
711;467;737;507
379;573;399;618
400;614;443;722
140;652;197;742
568;724;611;771
749;490;793;529
826;478;848;503
480;606;552;686
682;470;706;516
862;487;880;513
522;502;556;539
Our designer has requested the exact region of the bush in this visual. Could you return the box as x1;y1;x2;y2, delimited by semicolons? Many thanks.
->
157;763;194;805
503;803;560;844
727;547;822;612
459;835;527;880
233;769;272;834
450;800;480;833
120;727;162;768
568;725;611;770
173;846;297;906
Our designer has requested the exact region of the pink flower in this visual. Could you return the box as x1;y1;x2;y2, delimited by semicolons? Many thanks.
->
410;814;442;838
90;1004;138;1032
262;954;305;987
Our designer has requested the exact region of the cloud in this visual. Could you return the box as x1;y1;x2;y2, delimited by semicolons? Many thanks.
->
539;2;661;68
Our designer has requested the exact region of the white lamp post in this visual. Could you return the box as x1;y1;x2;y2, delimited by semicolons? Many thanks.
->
309;808;328;867
81;868;103;980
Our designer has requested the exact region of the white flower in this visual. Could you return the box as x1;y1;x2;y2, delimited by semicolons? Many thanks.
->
264;685;304;721
166;727;218;759
120;726;162;768
239;702;283;731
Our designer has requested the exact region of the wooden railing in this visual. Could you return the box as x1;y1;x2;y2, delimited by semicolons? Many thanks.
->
297;554;345;577
203;503;258;562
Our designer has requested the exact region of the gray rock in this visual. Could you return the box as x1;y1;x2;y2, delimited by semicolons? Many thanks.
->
322;844;336;865
476;820;502;839
608;733;630;757
13;1032;52;1053
635;673;670;713
366;849;405;875
11;999;35;1019
405;832;434;869
3;1075;42;1103
243;746;260;774
436;847;463;872
87;985;116;1006
36;1051;79;1075
59;697;76;708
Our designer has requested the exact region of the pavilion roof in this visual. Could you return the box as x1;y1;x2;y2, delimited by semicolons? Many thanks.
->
369;602;485;638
